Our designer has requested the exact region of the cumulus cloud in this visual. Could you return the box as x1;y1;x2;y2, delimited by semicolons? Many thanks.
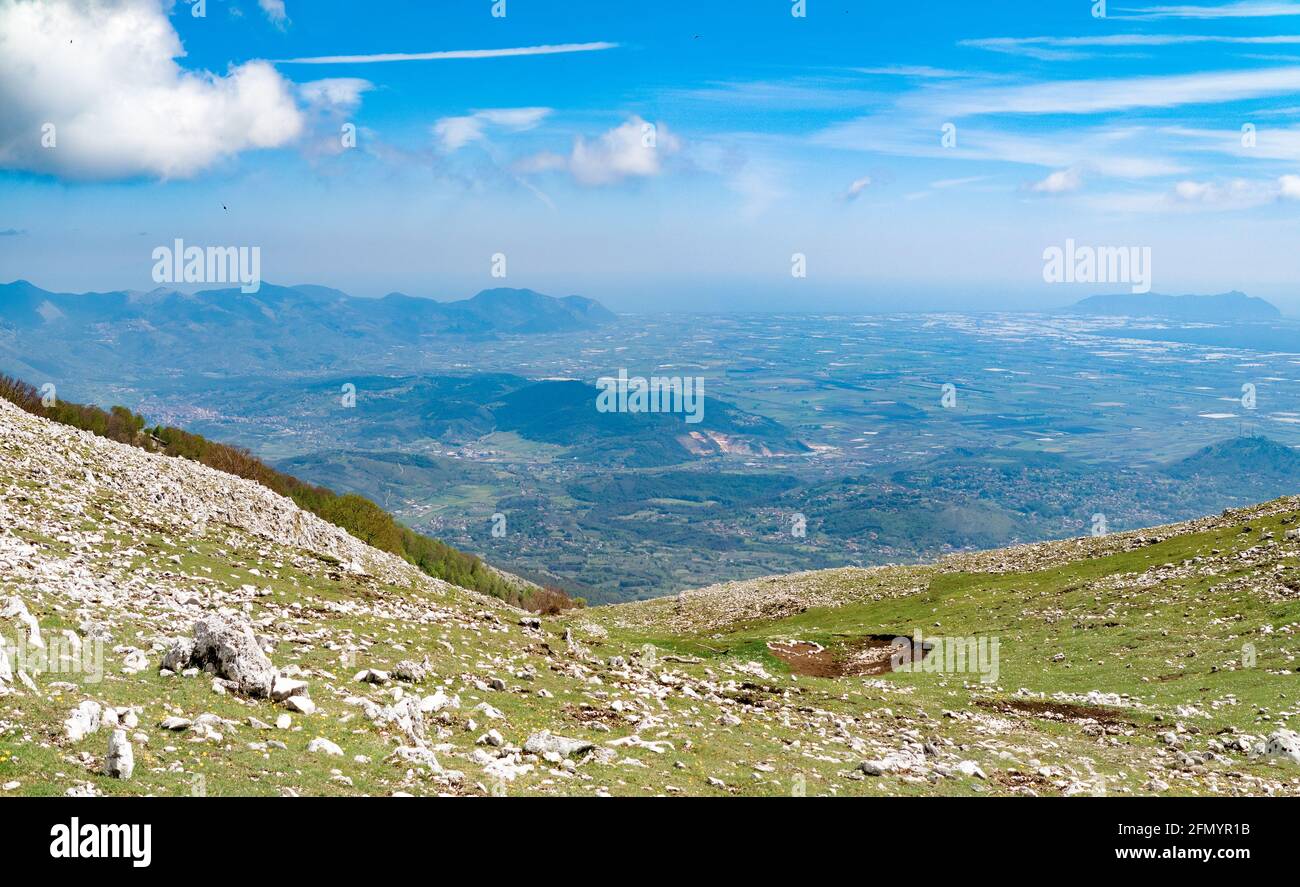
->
433;107;550;152
1278;173;1300;198
565;117;680;185
1031;168;1083;194
513;117;680;186
0;0;305;180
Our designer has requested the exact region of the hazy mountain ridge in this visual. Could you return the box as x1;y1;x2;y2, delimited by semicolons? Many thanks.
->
1059;290;1281;321
0;280;616;375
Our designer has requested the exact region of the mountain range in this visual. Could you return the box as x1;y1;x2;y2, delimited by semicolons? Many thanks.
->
0;280;616;376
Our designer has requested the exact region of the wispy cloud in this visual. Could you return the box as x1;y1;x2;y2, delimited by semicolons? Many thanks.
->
919;66;1300;115
843;175;872;200
1117;2;1300;20
1079;174;1300;213
434;107;551;152
816;117;1187;179
258;0;289;29
852;65;968;78
275;42;618;65
1032;168;1084;194
670;78;885;110
298;78;372;111
963;33;1300;61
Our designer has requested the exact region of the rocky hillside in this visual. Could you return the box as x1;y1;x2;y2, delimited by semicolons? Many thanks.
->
1;397;1299;796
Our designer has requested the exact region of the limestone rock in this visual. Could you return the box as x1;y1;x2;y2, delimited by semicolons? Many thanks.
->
192;615;276;697
105;729;134;779
523;730;593;759
308;737;343;756
63;700;102;742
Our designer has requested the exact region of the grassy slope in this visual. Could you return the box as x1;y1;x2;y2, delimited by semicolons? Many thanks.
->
2;402;1299;795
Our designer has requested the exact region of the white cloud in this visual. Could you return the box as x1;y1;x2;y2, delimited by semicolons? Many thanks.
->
853;65;967;78
962;33;1300;61
844;175;872;199
433;107;550;151
1083;177;1286;213
434;117;485;152
931;175;992;188
926;66;1300;116
524;116;680;186
299;78;372;112
1174;180;1218;201
816;118;1187;179
276;42;617;65
1032;168;1083;193
0;0;304;180
1118;2;1300;19
258;0;288;28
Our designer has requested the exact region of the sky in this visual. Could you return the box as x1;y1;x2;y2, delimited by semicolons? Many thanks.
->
6;0;1300;312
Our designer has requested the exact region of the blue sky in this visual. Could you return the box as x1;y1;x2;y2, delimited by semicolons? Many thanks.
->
7;0;1300;311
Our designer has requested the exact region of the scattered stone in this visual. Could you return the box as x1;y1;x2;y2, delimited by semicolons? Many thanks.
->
271;676;309;702
285;696;317;715
1254;729;1300;765
308;737;343;756
63;700;102;742
104;729;134;779
419;690;454;713
392;658;430;683
523;730;593;759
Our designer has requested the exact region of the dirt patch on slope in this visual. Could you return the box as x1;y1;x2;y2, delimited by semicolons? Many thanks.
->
767;635;929;677
977;698;1140;727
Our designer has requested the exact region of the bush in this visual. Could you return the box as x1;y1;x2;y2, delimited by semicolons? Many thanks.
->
526;585;584;616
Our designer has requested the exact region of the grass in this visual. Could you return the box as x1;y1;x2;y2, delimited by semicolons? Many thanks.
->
4;432;1300;795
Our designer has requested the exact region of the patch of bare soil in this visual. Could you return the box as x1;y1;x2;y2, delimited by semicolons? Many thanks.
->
977;698;1140;727
563;703;624;726
994;771;1057;795
767;635;929;677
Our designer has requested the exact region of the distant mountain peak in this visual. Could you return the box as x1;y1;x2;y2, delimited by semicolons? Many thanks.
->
1164;434;1300;481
